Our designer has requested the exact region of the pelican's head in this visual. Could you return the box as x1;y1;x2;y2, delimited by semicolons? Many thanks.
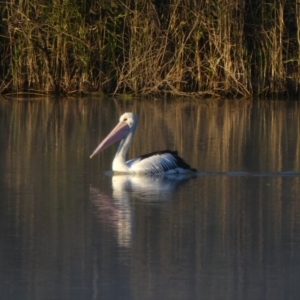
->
90;112;138;159
119;112;138;128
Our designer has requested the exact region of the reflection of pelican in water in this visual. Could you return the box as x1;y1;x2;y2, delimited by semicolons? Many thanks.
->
90;112;197;174
90;184;133;249
90;174;195;248
110;173;195;201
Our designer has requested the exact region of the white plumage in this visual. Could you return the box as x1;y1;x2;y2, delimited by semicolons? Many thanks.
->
90;112;196;174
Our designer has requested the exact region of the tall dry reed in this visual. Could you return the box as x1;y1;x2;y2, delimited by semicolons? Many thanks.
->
0;0;300;97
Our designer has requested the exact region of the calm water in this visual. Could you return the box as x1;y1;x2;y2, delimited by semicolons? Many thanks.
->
0;97;300;300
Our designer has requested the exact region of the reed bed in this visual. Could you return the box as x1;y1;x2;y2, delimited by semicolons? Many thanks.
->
1;0;300;97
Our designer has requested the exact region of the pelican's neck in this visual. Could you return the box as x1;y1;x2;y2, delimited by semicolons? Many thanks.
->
112;125;137;172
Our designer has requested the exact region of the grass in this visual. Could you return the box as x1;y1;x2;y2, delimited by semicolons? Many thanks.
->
0;0;299;97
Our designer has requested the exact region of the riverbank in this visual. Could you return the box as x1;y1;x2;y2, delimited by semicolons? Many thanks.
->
1;1;299;98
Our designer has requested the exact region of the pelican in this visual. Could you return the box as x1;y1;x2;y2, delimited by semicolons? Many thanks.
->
90;112;197;174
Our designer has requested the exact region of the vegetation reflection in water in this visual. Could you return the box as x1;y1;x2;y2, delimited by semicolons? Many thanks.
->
0;97;300;299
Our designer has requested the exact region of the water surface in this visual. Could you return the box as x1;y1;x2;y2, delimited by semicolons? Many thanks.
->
0;97;300;300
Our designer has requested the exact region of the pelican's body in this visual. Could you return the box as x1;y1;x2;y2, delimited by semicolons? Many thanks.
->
90;112;196;174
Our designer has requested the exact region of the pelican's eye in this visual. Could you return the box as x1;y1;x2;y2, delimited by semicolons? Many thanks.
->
123;118;127;122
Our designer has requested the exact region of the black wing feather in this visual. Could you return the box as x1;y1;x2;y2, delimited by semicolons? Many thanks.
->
139;150;197;172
